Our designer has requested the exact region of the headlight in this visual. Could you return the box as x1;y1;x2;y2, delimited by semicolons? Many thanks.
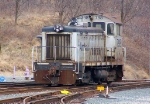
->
54;24;64;32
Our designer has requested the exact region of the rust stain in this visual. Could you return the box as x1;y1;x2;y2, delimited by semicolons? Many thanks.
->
34;70;76;85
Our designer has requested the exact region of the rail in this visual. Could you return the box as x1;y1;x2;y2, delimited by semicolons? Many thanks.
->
1;80;150;103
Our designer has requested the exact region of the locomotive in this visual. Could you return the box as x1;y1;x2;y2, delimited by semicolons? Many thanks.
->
32;13;126;85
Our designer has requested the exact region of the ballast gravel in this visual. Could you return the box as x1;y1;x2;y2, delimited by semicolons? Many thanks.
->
84;88;150;104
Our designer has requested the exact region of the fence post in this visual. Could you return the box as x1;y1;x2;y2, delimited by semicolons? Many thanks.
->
13;66;16;79
105;86;109;98
24;66;30;80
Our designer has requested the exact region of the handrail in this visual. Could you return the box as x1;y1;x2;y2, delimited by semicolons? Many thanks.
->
31;46;34;72
122;47;126;63
54;46;56;62
77;47;79;74
32;46;125;72
32;46;118;62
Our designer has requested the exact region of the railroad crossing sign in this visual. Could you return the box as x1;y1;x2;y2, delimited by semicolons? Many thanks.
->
97;86;104;91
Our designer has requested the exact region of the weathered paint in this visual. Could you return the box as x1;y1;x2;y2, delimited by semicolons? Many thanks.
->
59;70;76;85
34;70;76;84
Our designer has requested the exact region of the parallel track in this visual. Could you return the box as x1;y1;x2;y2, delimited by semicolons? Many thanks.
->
0;80;150;103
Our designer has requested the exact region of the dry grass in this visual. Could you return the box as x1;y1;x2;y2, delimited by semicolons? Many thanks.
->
18;12;58;27
0;70;26;77
123;34;150;79
124;64;150;79
0;12;58;73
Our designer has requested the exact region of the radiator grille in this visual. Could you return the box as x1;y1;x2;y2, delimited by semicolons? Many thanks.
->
46;34;70;60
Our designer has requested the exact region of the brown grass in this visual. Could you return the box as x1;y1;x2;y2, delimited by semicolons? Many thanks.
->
124;64;150;79
0;12;58;73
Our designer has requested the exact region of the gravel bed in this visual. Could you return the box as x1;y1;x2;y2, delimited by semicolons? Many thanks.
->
84;88;150;104
0;90;55;100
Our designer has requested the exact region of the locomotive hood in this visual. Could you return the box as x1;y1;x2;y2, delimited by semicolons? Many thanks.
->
42;25;104;33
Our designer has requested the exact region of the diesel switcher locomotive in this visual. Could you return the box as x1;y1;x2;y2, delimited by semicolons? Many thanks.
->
32;13;126;85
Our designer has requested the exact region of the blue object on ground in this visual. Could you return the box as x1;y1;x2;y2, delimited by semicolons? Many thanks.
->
0;76;5;82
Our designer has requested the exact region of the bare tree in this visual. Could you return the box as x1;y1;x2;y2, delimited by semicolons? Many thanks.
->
52;0;68;24
66;0;83;20
92;0;111;13
15;0;33;25
80;0;102;13
15;0;21;25
120;0;145;24
0;0;15;16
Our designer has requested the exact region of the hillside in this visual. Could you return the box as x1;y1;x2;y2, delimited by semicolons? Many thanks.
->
0;13;58;72
0;12;149;79
0;0;150;79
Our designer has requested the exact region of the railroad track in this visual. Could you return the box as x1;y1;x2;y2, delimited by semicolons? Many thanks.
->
0;85;96;104
0;80;150;104
0;81;41;87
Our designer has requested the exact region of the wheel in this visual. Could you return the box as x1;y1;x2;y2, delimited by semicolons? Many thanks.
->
98;82;102;85
107;81;112;85
47;84;52;87
75;79;83;86
98;79;102;85
58;84;63;86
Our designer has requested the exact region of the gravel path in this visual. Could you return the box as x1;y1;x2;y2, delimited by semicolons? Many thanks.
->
84;88;150;104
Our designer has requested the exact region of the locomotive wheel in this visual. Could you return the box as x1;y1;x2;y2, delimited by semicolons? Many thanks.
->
98;82;102;85
98;79;102;85
47;84;52;87
58;84;63;86
107;81;112;85
75;79;83;86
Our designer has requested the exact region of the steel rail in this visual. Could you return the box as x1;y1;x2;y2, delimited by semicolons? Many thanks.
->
0;81;150;103
23;86;96;104
61;82;150;103
0;86;55;95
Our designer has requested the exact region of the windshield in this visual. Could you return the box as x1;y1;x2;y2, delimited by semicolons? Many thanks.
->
93;22;105;31
107;23;114;35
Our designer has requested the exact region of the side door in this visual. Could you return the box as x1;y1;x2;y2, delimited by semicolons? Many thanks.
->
106;22;115;56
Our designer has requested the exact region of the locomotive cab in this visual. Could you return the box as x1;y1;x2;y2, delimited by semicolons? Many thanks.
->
32;13;126;85
68;14;125;84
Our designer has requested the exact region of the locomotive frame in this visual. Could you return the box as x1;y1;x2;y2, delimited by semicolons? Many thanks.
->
32;13;126;85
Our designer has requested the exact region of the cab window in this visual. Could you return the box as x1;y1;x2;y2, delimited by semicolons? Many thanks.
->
93;22;105;31
107;23;114;35
88;22;91;27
